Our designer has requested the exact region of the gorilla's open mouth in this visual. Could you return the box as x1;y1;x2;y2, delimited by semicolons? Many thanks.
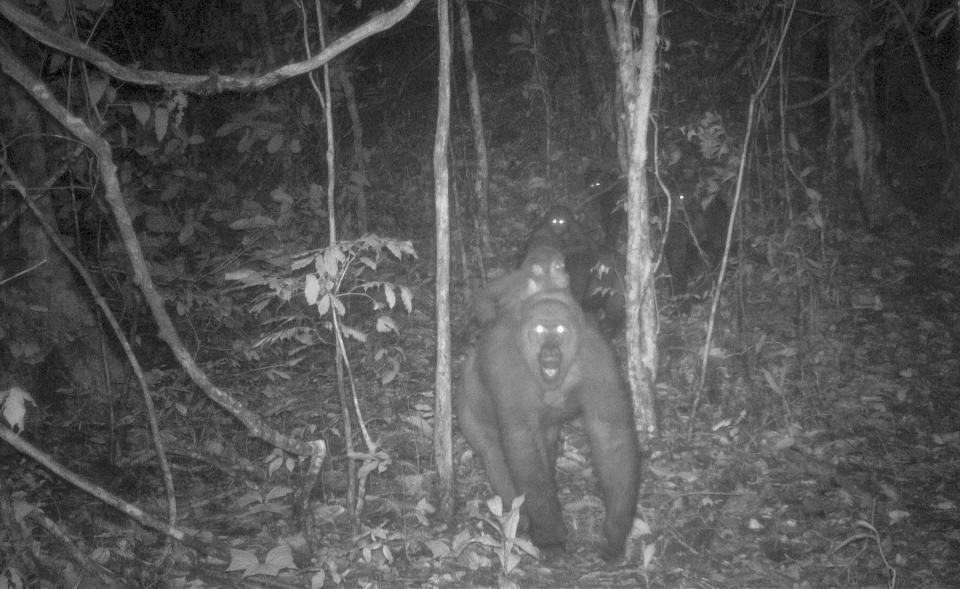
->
539;343;563;384
539;358;563;384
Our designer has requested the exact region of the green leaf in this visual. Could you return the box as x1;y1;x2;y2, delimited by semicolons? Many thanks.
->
341;325;366;342
383;285;396;309
266;133;284;154
400;286;414;313
376;316;397;334
87;75;109;106
349;170;372;187
332;295;346;316
380;358;399;385
265;486;294;501
154;106;169;142
317;292;331;316
224;269;266;285
304;275;321;304
229;215;276;230
264;544;297;571
424;539;450;558
270;186;294;206
2;386;36;432
215;121;246;137
319;250;340;277
226;548;258;573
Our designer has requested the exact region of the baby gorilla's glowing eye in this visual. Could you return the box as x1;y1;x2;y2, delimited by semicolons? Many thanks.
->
556;325;566;335
534;324;547;335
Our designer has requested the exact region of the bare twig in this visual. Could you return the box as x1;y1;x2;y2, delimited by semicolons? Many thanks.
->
0;159;180;540
0;425;230;561
0;258;46;286
0;27;327;465
690;0;798;433
886;0;957;165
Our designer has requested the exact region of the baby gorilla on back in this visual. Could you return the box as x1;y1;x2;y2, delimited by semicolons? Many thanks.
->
526;205;600;305
468;245;569;327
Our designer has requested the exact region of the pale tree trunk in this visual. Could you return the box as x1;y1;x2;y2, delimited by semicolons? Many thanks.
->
433;0;454;520
824;0;895;228
611;0;658;437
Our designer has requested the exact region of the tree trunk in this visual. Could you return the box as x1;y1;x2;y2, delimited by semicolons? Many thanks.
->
335;67;369;235
455;0;493;265
0;80;127;402
612;0;659;438
433;0;455;521
824;0;895;228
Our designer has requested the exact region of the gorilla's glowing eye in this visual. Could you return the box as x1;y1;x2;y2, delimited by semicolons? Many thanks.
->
556;325;566;335
535;324;547;335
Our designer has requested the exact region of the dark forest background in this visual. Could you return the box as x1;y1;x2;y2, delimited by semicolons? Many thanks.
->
1;0;959;587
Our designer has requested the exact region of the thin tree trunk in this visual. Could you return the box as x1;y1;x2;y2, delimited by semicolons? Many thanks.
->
336;67;369;235
954;0;960;185
531;0;553;178
612;0;658;437
433;0;454;520
250;0;276;69
579;1;617;152
601;0;630;170
455;0;492;263
0;78;127;400
824;0;893;228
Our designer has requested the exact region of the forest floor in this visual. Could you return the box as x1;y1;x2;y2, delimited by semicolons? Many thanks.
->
622;220;960;589
3;219;960;589
415;216;960;588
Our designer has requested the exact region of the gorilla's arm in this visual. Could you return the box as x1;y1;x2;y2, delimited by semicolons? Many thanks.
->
576;331;640;560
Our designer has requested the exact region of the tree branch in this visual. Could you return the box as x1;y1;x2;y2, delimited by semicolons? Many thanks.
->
0;0;422;93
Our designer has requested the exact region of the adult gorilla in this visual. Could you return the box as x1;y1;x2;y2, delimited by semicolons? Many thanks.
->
457;289;640;561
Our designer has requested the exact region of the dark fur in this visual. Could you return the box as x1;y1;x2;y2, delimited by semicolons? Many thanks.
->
584;170;730;296
457;289;640;561
469;245;569;327
526;206;599;305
